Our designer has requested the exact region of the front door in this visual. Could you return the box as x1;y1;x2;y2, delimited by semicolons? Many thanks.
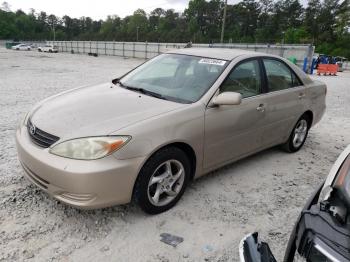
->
203;59;268;170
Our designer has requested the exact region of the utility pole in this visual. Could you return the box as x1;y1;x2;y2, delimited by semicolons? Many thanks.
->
220;0;228;44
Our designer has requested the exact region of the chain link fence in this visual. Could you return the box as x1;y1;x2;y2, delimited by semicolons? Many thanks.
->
46;41;314;67
1;40;318;70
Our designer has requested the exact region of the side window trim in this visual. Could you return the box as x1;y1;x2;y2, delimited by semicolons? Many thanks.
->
258;58;268;94
261;57;304;93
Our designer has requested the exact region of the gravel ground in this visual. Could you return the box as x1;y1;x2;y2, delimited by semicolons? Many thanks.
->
0;48;349;262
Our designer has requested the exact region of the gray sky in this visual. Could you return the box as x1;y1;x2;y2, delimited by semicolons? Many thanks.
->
5;0;307;20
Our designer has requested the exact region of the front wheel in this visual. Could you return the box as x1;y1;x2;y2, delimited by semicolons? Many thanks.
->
134;147;190;214
282;115;310;153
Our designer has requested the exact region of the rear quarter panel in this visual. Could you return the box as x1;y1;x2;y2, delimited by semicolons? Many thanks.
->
305;80;327;127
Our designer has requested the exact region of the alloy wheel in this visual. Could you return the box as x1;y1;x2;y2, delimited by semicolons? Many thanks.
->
147;159;185;207
292;119;308;148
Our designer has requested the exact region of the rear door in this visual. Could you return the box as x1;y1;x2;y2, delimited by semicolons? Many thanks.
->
260;58;307;147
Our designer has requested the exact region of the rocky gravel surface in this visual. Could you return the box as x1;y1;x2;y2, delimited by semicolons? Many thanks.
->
0;48;349;261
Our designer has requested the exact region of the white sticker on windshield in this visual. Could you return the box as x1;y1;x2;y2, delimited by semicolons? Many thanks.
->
198;58;226;66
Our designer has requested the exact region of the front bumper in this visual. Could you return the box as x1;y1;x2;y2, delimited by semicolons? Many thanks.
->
16;126;145;209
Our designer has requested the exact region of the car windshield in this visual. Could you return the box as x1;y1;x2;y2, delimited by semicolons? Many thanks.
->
120;54;228;103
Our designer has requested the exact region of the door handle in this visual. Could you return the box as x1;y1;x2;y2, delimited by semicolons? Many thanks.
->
256;104;265;112
298;93;306;99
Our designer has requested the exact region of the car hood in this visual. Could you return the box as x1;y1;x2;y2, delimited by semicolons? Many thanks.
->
30;83;186;140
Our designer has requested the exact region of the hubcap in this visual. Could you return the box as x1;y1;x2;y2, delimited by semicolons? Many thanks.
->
292;119;308;148
147;160;185;207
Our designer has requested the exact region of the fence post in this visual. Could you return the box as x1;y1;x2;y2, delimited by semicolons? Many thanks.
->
133;42;135;58
158;43;160;55
122;42;125;57
65;41;68;52
83;41;85;54
280;46;285;58
113;42;115;56
76;41;79;54
145;42;148;59
105;42;107;55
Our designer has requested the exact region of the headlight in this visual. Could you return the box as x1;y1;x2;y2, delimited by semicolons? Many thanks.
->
49;136;131;160
334;154;350;206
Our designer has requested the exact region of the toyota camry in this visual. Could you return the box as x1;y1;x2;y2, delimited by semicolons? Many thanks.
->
16;48;326;214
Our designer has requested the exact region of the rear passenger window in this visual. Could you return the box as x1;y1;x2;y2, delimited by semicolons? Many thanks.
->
263;59;302;92
220;59;261;98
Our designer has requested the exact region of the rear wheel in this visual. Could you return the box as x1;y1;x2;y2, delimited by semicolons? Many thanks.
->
134;147;190;214
282;115;310;153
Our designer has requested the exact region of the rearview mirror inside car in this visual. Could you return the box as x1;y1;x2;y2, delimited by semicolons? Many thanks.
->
212;92;242;106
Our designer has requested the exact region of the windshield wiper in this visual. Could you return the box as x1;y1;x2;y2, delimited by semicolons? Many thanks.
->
112;78;176;100
128;87;164;99
112;78;126;87
119;83;166;100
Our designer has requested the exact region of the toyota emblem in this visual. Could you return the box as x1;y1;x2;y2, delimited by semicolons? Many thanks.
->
29;124;36;135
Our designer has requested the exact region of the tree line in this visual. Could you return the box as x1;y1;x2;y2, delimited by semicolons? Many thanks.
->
0;0;349;58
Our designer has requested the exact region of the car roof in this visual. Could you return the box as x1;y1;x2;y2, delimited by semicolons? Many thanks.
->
167;47;313;85
167;48;266;61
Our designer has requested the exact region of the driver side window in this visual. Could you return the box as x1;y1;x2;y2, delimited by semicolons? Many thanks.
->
220;60;261;98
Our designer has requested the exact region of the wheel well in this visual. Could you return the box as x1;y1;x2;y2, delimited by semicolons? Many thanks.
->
149;142;197;180
303;110;313;128
131;142;197;200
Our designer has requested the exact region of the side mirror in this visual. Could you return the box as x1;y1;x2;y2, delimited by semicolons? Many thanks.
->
212;92;242;106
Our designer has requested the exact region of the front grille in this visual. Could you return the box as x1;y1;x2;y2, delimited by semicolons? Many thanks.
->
27;119;59;148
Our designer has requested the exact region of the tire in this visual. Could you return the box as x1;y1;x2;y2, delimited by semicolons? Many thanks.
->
282;114;311;153
49;49;52;53
38;49;42;52
134;147;191;214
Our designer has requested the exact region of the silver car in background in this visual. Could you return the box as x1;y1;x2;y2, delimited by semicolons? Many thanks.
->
16;48;326;214
12;43;32;51
38;44;58;53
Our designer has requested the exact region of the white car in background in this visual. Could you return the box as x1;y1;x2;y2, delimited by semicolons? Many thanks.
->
12;44;31;51
38;44;58;53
